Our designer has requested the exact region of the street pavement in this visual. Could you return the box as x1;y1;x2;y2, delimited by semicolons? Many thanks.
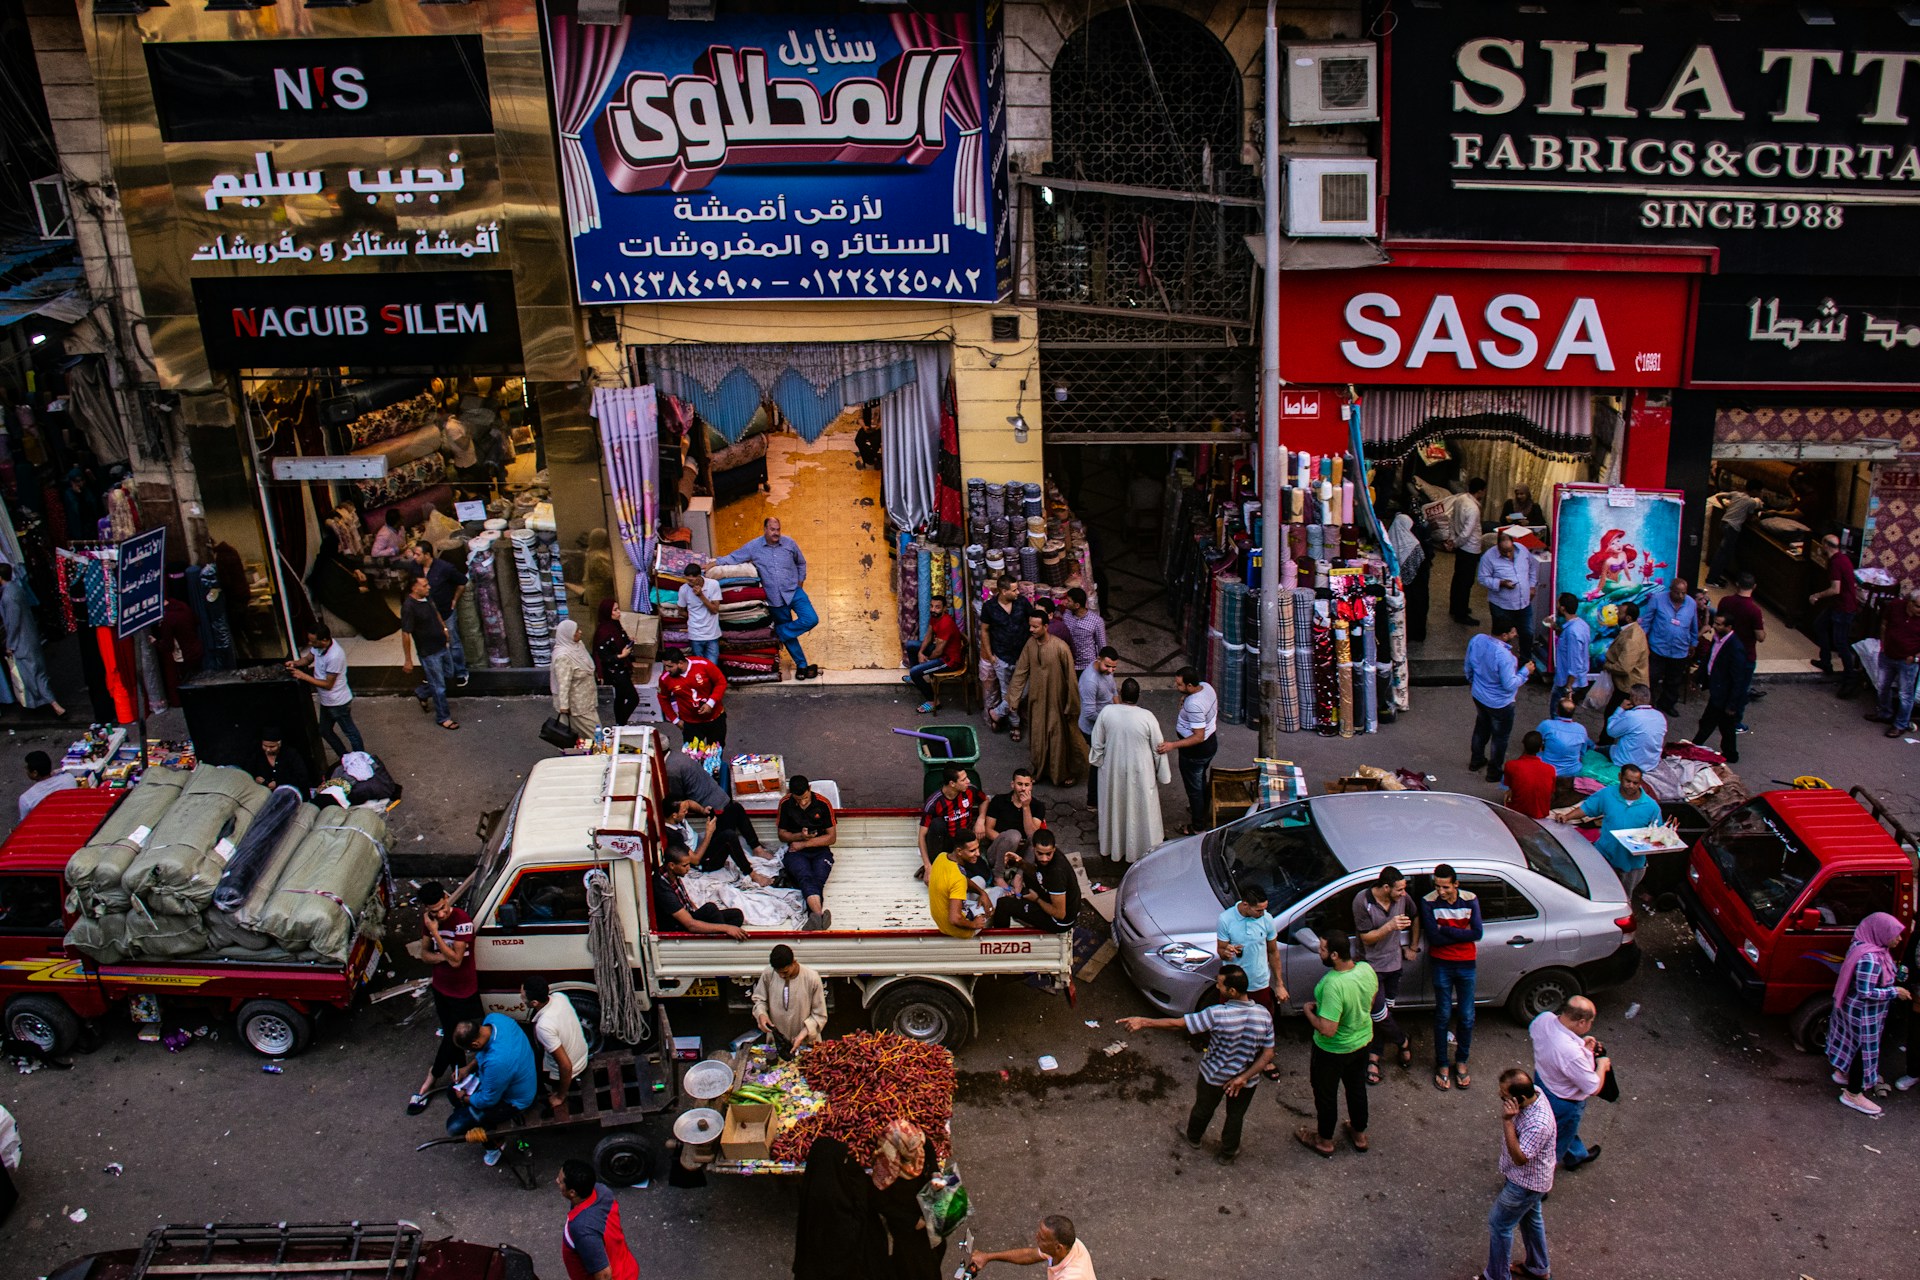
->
5;673;1919;1280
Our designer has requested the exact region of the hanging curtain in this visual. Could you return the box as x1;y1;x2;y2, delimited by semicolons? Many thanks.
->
591;385;660;613
936;370;964;540
646;343;924;443
551;17;630;239
1360;387;1597;461
890;14;987;234
878;346;948;533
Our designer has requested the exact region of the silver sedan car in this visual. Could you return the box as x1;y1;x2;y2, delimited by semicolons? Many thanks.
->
1113;791;1641;1021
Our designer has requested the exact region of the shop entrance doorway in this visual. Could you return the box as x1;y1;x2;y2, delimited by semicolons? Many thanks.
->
709;412;900;674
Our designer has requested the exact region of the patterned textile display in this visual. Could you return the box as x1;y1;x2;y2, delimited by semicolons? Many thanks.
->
454;578;485;666
351;422;444;472
1275;589;1300;732
356;454;446;508
1312;601;1336;734
1361;605;1379;734
1335;619;1354;740
1291;589;1317;731
343;392;438;449
512;531;552;665
1221;641;1245;725
591;386;661;612
469;542;511;667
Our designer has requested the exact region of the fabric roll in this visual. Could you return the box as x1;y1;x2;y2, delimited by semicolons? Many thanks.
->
1291;588;1316;730
454;576;485;668
469;543;511;667
512;530;552;665
1387;585;1411;712
1312;599;1336;733
916;542;932;651
1020;546;1039;582
1221;641;1245;725
1335;619;1354;739
1361;604;1379;733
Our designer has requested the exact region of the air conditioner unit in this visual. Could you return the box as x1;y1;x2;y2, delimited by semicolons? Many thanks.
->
1285;157;1377;237
1282;41;1379;125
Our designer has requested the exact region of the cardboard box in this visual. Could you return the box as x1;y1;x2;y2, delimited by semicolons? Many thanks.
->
731;755;785;795
720;1100;775;1161
671;1035;703;1062
634;668;664;723
620;611;661;660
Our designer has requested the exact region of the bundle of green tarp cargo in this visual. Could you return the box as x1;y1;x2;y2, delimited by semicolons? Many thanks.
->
251;807;388;963
64;767;190;916
63;765;388;968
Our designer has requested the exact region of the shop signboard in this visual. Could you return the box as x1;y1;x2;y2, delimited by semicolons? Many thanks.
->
192;270;524;368
1550;484;1683;667
116;528;168;639
1691;276;1920;389
1277;268;1688;386
543;2;1004;304
1384;2;1920;275
146;37;493;142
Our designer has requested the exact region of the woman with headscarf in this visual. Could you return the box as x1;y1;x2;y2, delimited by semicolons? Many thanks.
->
592;598;638;728
1828;911;1911;1117
549;617;600;742
792;1135;874;1280
868;1118;945;1280
305;530;401;641
1387;510;1432;645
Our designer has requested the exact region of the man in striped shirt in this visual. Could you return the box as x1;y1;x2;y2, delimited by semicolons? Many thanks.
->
1121;964;1274;1164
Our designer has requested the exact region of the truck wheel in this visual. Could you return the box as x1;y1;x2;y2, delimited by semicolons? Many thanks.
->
237;1000;313;1057
870;983;971;1050
6;995;81;1056
1789;998;1832;1055
1506;968;1581;1024
569;992;607;1053
593;1130;660;1187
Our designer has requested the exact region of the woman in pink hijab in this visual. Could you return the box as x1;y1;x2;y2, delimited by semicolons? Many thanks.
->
1827;911;1911;1117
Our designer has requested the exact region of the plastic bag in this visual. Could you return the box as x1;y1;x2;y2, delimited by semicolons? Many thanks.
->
917;1162;971;1247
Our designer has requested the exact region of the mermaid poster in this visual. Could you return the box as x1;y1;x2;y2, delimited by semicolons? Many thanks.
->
1551;485;1683;663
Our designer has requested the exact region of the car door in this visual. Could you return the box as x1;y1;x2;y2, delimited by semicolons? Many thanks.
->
1275;875;1376;1011
475;863;594;1010
1459;870;1545;1004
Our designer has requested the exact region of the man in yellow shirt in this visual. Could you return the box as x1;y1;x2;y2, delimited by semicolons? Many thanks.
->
928;834;992;938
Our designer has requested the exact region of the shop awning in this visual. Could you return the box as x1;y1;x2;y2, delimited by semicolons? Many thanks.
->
0;261;88;328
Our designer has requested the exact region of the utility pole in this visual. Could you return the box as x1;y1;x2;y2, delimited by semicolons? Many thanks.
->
1257;0;1283;755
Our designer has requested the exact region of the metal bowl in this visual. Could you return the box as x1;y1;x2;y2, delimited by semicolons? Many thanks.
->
673;1107;724;1144
683;1058;736;1099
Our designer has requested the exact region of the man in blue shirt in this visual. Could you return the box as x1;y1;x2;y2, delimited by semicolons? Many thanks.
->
718;518;819;680
1552;764;1664;900
1465;623;1534;784
1551;593;1592;704
1478;530;1539;668
1642;577;1700;715
447;1013;539;1164
1535;697;1592;806
1217;883;1285;1079
1604;684;1667;773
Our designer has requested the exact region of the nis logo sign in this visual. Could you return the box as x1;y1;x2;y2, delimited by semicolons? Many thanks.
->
272;65;369;113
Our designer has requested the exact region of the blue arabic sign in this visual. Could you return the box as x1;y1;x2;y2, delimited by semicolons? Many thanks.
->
116;527;167;639
546;3;1002;305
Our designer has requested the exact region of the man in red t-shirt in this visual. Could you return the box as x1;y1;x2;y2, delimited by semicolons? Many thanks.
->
1810;531;1860;691
407;881;480;1115
904;594;966;714
1501;731;1556;820
660;648;728;748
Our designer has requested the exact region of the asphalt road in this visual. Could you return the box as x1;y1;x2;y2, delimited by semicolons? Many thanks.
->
6;676;1918;1279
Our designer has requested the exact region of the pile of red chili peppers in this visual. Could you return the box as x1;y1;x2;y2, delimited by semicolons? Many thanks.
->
768;1031;955;1165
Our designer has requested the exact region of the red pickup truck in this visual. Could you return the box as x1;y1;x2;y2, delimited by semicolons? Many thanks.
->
0;787;386;1058
1679;785;1918;1051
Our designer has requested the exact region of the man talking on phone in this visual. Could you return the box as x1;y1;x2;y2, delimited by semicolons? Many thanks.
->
1478;1068;1556;1280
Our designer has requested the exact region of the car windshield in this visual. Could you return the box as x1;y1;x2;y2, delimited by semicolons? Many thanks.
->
1494;806;1591;899
1706;800;1816;930
1202;802;1345;908
464;791;524;915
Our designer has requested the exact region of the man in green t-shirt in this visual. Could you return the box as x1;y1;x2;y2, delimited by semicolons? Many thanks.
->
1295;927;1380;1158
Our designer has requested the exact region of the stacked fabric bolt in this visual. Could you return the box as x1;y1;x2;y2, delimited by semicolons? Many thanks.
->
1385;583;1410;712
1335;618;1354;740
1021;482;1043;519
1019;545;1040;582
510;529;552;666
467;537;511;666
1361;601;1380;733
1290;589;1317;730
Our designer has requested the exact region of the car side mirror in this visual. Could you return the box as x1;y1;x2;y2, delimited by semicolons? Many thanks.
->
1291;926;1321;950
476;808;503;843
495;903;521;931
1790;907;1822;932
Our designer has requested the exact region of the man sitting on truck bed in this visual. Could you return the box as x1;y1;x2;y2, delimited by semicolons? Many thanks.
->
778;776;837;932
918;766;986;881
651;841;749;940
929;834;993;938
662;745;774;884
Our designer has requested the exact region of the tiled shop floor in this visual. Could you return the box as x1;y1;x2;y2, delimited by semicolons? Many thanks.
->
713;423;902;672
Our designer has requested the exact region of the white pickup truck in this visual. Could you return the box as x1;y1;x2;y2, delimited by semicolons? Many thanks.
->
457;730;1074;1048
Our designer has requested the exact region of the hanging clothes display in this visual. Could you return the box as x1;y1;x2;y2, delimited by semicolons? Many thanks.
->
591;385;660;613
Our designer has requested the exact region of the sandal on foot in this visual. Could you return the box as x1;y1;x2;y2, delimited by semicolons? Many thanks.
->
1366;1059;1383;1086
1454;1067;1473;1089
406;1093;430;1116
439;719;459;731
917;701;936;714
1432;1070;1453;1091
1294;1125;1335;1158
1343;1122;1369;1153
1009;729;1023;742
1397;1045;1413;1069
